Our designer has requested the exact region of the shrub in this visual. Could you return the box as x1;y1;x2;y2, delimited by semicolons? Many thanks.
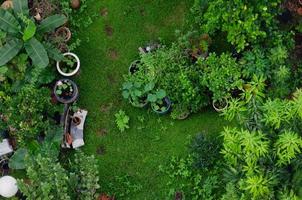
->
69;151;100;200
190;133;221;170
199;53;243;101
18;154;71;200
0;86;58;146
198;0;282;51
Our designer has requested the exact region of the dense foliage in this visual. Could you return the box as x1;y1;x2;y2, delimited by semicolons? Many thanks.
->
18;151;100;200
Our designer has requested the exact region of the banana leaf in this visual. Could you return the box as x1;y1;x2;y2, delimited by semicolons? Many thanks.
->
22;20;36;41
9;148;28;170
0;9;20;34
44;42;64;61
24;37;49;68
0;39;23;66
13;0;29;16
38;14;67;34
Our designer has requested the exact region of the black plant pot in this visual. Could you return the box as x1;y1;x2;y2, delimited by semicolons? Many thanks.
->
130;96;148;108
128;60;141;75
54;79;79;104
151;97;172;115
278;9;292;24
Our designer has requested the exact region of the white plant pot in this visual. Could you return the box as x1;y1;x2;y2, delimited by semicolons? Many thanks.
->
56;52;80;77
212;99;228;112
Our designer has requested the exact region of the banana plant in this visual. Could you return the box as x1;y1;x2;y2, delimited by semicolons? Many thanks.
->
0;0;66;68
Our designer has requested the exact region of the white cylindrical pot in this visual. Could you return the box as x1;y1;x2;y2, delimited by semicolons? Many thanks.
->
56;52;80;77
0;176;18;198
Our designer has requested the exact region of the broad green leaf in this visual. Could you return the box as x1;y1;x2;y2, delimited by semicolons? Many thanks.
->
24;37;49;68
122;91;129;98
134;90;142;96
134;82;142;88
44;42;63;61
147;94;157;102
0;66;8;74
0;9;20;34
144;82;155;92
9;148;28;169
123;82;133;90
156;89;166;99
0;39;23;66
0;66;8;81
22;20;36;41
38;14;67;33
13;0;29;16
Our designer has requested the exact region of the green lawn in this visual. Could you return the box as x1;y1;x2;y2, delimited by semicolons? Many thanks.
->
75;0;231;199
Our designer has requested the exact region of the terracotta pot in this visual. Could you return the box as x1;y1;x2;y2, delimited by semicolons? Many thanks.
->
55;27;72;42
1;0;13;9
98;194;115;200
72;116;81;126
298;7;302;15
70;0;80;9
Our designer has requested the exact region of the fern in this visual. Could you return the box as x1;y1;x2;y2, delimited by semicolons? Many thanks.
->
275;131;302;166
115;110;130;132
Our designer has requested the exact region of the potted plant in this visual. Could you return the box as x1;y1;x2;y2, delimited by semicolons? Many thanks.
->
72;116;81;126
147;89;171;114
212;98;228;112
56;52;80;76
55;27;72;42
171;105;190;120
122;82;154;108
54;79;79;104
128;60;141;75
181;31;211;61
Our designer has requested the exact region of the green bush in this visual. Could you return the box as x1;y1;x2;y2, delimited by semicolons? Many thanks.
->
199;53;243;101
0;86;58;146
197;0;282;51
190;133;221;170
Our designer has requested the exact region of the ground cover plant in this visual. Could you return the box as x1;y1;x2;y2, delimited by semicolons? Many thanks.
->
1;0;302;199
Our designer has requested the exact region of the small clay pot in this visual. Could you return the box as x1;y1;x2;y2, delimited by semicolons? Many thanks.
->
70;0;80;9
298;7;302;15
72;116;81;125
56;27;72;42
1;0;13;9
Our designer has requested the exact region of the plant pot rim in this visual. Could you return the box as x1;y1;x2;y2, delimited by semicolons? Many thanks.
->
176;111;190;120
212;99;228;112
56;52;80;77
54;79;79;104
128;60;141;74
151;97;171;115
130;96;148;108
55;26;72;42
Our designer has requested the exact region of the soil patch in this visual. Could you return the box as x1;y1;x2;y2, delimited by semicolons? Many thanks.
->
98;128;108;136
96;145;106;155
107;48;119;60
104;24;114;37
100;103;113;113
100;7;108;17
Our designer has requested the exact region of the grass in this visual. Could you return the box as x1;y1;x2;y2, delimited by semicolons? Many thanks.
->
75;0;231;199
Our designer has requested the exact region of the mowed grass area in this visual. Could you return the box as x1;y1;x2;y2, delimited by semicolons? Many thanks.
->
75;0;231;199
